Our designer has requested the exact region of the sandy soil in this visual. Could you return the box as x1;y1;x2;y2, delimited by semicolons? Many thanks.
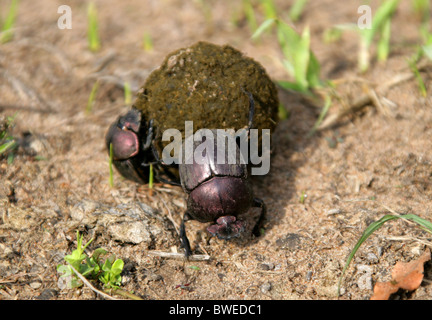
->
0;0;431;300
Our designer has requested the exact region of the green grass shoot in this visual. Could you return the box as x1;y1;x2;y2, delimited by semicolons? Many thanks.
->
0;113;18;163
124;81;132;105
409;57;427;97
87;2;101;52
253;19;322;93
1;0;19;44
358;0;400;72
278;103;289;120
337;213;432;296
308;94;332;137
86;80;99;114
289;0;308;22
149;163;154;190
412;0;430;41
142;32;153;51
299;191;307;204
260;0;277;20
243;0;258;34
109;143;114;188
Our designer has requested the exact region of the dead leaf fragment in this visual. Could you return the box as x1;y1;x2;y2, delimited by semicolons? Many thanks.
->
370;249;431;300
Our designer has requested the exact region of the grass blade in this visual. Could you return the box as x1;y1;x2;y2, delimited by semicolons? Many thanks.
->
289;0;308;22
260;0;277;20
87;2;101;52
149;163;154;190
124;82;132;105
377;18;391;62
86;80;99;114
1;0;19;43
142;32;153;51
0;139;17;155
338;213;432;296
243;0;258;33
251;18;275;41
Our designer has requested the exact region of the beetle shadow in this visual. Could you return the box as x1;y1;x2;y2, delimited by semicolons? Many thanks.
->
228;87;323;251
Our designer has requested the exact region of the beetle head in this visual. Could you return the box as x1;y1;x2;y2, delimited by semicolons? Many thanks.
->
207;216;246;240
106;108;151;183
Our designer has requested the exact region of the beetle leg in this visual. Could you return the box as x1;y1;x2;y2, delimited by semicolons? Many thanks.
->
180;211;193;257
142;119;154;151
241;88;255;131
251;198;266;237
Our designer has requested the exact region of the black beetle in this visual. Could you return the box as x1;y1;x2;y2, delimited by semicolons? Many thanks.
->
105;108;180;185
178;91;266;257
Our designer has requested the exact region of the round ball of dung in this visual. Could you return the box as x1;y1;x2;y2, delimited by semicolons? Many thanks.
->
133;41;279;153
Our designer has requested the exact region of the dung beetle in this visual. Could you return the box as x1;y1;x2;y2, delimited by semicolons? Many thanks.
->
105;108;180;185
106;42;279;185
178;91;266;257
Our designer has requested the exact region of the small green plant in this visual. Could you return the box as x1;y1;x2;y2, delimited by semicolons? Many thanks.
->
289;0;308;22
1;0;19;43
358;0;400;72
87;2;101;52
124;81;132;105
149;163;154;190
253;19;322;93
412;0;430;42
57;231;125;289
142;32;154;52
235;0;258;34
259;0;277;20
338;213;432;296
86;80;99;114
0;114;18;164
253;18;330;135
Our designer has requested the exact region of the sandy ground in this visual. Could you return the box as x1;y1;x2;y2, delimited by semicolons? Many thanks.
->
0;0;432;300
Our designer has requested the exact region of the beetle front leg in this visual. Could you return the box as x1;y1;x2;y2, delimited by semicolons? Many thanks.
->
251;198;266;237
180;211;193;257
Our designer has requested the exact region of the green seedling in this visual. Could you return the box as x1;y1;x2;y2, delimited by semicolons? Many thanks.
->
87;2;101;52
1;0;19;43
299;191;307;204
124;81;132;105
338;213;432;296
278;103;290;120
57;231;125;289
0;114;18;164
142;32;153;52
86;80;99;114
407;15;432;97
289;0;308;22
412;0;430;42
260;0;277;20
308;94;332;137
358;0;400;72
242;0;258;34
149;163;154;190
253;19;322;93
